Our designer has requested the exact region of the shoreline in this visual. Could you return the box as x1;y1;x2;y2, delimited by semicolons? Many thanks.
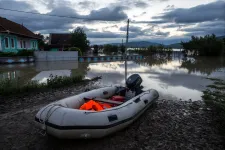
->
0;83;224;150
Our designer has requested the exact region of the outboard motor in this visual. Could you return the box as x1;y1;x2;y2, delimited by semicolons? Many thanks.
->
115;74;143;100
126;74;143;96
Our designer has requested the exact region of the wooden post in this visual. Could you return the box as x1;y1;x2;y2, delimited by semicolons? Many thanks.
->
125;19;130;82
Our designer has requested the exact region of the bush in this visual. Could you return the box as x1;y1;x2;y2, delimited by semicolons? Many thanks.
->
182;34;224;56
69;47;82;56
0;52;16;57
0;50;34;57
202;78;225;137
0;75;83;96
17;50;34;56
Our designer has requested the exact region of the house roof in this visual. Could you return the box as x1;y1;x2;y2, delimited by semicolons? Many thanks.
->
50;33;71;46
0;17;40;39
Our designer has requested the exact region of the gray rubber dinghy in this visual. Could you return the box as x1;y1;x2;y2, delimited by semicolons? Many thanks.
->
35;74;159;139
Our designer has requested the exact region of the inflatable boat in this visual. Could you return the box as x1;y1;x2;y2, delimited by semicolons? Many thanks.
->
35;74;159;139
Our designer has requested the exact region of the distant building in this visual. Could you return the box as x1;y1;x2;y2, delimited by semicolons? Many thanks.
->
48;33;71;51
0;17;40;52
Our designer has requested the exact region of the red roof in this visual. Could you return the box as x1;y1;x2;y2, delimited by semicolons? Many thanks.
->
0;17;40;39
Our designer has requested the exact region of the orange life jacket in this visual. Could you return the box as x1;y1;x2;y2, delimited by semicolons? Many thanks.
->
80;100;112;111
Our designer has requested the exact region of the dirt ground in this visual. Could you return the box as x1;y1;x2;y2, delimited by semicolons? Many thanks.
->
0;83;224;150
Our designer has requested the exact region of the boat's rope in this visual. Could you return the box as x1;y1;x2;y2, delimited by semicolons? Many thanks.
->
38;103;64;136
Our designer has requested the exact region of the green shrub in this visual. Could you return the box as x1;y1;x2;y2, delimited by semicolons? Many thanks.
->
0;52;16;57
17;50;34;56
0;50;34;57
69;47;82;56
202;78;225;137
0;75;83;96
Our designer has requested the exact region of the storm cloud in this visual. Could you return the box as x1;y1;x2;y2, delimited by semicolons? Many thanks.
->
86;6;127;21
120;25;142;32
134;1;149;8
0;0;128;33
181;21;225;36
0;0;224;44
152;1;225;23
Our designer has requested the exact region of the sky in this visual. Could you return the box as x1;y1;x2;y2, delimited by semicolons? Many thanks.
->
0;0;224;44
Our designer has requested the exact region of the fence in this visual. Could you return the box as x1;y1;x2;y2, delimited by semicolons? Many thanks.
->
34;51;78;61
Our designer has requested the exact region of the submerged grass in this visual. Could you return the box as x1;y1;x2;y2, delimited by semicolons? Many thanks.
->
0;74;83;96
202;77;225;139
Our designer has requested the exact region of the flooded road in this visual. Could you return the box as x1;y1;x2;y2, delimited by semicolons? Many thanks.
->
0;54;224;100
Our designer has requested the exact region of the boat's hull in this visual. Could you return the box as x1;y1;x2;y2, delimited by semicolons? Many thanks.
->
35;87;159;139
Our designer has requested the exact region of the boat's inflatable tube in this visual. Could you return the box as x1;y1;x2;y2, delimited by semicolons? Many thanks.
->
35;87;159;139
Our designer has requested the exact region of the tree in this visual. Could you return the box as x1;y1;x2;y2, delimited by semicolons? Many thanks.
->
103;44;118;54
70;27;90;52
181;34;224;56
93;45;98;54
36;33;46;50
120;45;125;54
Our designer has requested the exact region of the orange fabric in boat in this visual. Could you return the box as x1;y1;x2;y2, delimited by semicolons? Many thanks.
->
79;100;112;111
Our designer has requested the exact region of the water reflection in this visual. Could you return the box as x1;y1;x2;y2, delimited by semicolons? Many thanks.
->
0;54;224;100
181;57;225;76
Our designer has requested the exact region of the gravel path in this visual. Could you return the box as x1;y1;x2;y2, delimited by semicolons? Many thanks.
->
0;83;224;150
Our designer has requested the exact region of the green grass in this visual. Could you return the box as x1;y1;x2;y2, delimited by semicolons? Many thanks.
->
202;78;225;137
206;77;223;82
0;75;83;96
206;85;225;90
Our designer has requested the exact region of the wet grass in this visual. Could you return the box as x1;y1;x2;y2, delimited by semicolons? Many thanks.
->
207;84;225;90
202;78;225;139
206;77;223;82
0;75;83;96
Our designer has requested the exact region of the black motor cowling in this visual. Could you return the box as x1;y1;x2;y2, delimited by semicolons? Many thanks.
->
126;74;143;91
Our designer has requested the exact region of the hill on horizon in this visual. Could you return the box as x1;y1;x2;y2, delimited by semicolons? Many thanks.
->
106;35;224;49
109;41;162;48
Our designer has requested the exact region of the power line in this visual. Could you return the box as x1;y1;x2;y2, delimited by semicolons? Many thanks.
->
0;7;153;24
0;7;118;21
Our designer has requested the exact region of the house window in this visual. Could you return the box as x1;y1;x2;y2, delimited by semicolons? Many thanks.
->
4;37;9;48
11;38;15;48
20;40;27;49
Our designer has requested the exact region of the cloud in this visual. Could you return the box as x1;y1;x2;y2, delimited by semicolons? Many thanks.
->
181;21;225;36
0;0;36;12
0;0;128;33
38;0;72;9
0;0;80;32
86;6;128;21
134;1;149;8
132;20;168;24
78;1;96;9
164;5;175;11
120;25;142;32
162;23;189;29
116;0;150;9
152;1;225;23
133;12;147;18
87;31;123;38
155;30;170;36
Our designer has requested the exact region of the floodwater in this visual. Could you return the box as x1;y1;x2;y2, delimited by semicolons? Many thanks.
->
0;53;224;101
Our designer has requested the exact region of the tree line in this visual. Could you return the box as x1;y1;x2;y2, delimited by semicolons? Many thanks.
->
181;34;225;56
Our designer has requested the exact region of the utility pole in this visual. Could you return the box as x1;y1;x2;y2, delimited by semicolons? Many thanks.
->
125;19;130;82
